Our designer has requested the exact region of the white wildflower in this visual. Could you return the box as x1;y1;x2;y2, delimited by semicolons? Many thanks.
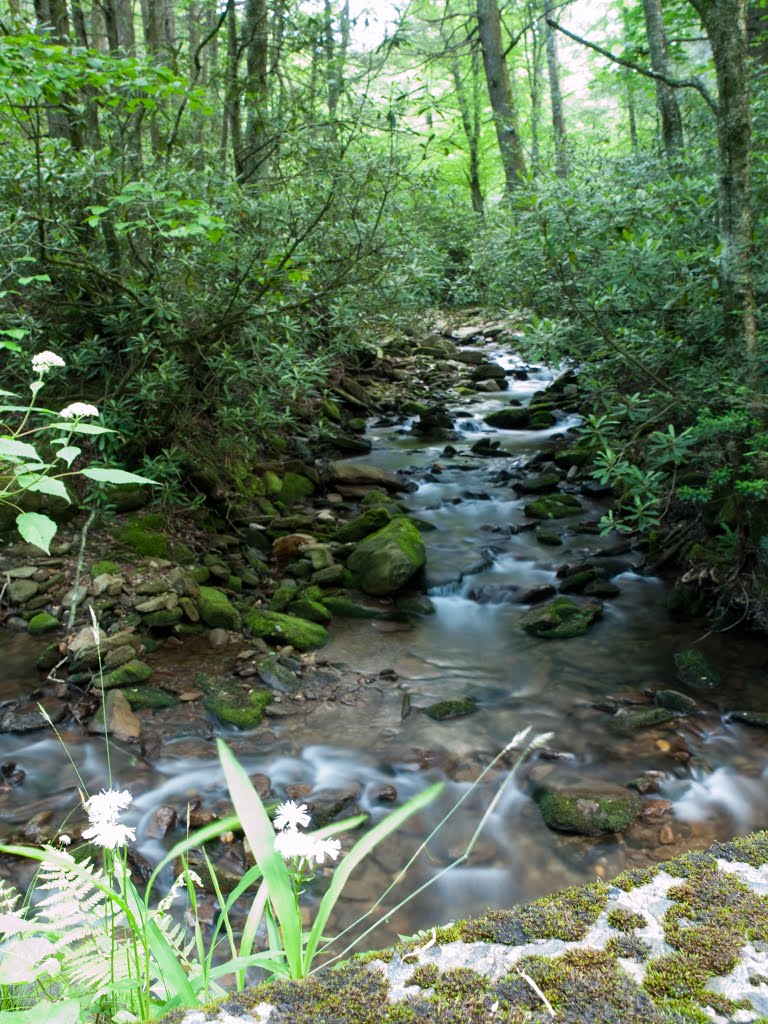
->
31;351;65;374
82;820;136;849
82;788;135;849
58;834;71;846
274;828;316;862
58;402;99;419
313;837;341;865
274;800;311;832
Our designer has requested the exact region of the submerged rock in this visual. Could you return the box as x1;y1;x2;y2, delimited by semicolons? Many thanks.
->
242;609;329;650
423;697;478;721
535;781;641;836
674;649;720;689
525;494;583;519
519;597;603;639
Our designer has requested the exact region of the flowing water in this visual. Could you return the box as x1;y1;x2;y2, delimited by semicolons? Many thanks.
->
2;344;768;961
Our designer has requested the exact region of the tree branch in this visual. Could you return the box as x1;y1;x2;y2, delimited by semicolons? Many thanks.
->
546;18;718;114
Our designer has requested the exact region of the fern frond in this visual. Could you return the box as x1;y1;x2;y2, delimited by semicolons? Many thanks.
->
0;877;22;915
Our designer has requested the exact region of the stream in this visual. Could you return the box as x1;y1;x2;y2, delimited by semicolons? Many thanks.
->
2;342;768;962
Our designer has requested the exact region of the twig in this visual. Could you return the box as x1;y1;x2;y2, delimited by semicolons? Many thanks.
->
516;966;556;1017
67;508;97;630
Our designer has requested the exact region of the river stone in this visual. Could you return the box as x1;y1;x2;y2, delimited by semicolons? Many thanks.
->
322;596;383;618
122;686;178;709
610;707;676;734
100;658;153;689
654;689;699;713
517;472;562;494
70;630;142;668
674;648;721;689
142;607;184;628
727;710;768;727
335;507;393;543
257;653;302;692
204;687;273;728
1;699;67;733
535;524;564;546
469;362;505;381
197;586;241;630
27;611;60;635
8;578;39;604
280;472;315;505
346;517;426;596
484;407;531;429
287;597;332;624
7;564;38;579
242;609;329;650
423;697;478;721
519;597;603;639
535;782;641;836
326;461;406;493
89;690;141;741
558;567;598;594
311;565;347;586
269;579;300;611
525;494;583;519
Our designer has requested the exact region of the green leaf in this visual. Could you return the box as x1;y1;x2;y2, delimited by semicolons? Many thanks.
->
0;328;28;340
55;445;81;466
217;740;303;978
47;422;116;435
16;511;57;552
0;437;42;462
18;274;51;285
0;999;80;1024
17;475;71;502
81;467;156;485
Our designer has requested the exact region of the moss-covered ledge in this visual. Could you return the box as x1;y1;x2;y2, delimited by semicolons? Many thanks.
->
165;832;768;1024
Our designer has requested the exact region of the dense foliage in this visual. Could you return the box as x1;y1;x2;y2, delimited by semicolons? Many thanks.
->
0;0;765;621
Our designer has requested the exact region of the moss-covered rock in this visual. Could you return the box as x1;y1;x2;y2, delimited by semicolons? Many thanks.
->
141;607;184;628
322;596;384;618
100;659;154;689
242;609;329;650
335;507;393;543
91;560;121;577
674;649;720;689
517;472;562;494
655;689;699;713
423;697;478;721
117;516;169;558
263;470;283;497
727;710;768;727
27;611;60;636
525;493;583;519
268;580;300;612
535;783;641;836
122;686;178;709
280;472;315;505
484;406;531;429
287;597;332;624
197;586;241;630
204;688;273;728
519;596;603;639
346;516;426;596
611;707;676;734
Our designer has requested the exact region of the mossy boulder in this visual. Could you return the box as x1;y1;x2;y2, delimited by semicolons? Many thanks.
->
655;689;699;713
287;597;332;624
117;515;169;558
242;609;329;650
554;447;593;470
204;688;273;728
525;494;583;519
335;507;393;543
519;597;603;639
122;686;178;709
100;659;153;689
517;472;562;494
322;596;384;619
610;707;676;734
674;649;720;689
484;407;531;429
198;586;241;630
280;472;315;505
27;611;60;636
727;710;768;727
535;782;641;836
141;607;184;628
423;697;477;721
263;470;283;497
269;580;300;611
346;517;426;596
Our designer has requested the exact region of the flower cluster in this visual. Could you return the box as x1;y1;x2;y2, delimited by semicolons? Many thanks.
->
273;800;341;869
59;401;99;419
31;350;65;374
82;788;136;849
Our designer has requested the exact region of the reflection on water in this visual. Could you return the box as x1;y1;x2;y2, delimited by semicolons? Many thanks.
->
2;347;768;956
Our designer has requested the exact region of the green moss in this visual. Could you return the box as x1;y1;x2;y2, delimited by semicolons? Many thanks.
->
606;934;652;961
525;493;583;519
197;586;241;629
122;686;178;709
335;507;393;543
610;865;661;892
423;697;477;721
287;597;332;624
242;609;329;650
204;688;273;728
100;658;153;689
91;559;120;576
405;963;440;988
536;786;641;835
347;516;426;596
518;596;603;639
673;649;720;689
461;882;609;944
280;472;315;505
322;595;384;618
607;907;648;932
141;607;184;628
27;611;60;635
117;523;169;558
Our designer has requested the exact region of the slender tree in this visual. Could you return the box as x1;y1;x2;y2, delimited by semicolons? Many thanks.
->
544;0;568;177
641;0;685;157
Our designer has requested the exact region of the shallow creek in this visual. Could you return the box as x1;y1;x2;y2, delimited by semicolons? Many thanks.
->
2;345;768;960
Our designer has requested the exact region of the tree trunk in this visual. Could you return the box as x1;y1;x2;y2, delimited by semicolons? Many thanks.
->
544;0;568;178
687;0;756;363
241;0;269;181
225;0;243;177
641;0;685;158
476;0;527;192
323;0;350;141
450;50;484;214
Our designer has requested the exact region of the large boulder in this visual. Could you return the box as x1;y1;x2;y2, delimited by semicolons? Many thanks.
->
346;517;426;596
242;609;329;650
519;596;603;639
198;586;241;630
326;462;407;493
535;781;641;836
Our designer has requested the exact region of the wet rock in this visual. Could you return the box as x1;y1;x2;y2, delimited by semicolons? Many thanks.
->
610;707;676;734
322;596;383;618
1;699;67;732
346;517;426;596
207;628;230;648
453;349;486;365
525;494;583;519
517;472;562;494
583;579;621;598
557;566;598;594
484;407;530;429
269;579;300;611
654;689;699;713
335;507;393;543
22;811;54;844
305;785;361;827
103;644;139;670
287;596;332;624
326;462;406;493
122;686;178;709
674;649;720;689
534;781;641;836
467;584;520;604
470;438;501;456
197;586;241;630
145;805;178;839
553;447;592;470
100;658;153;689
37;642;62;671
9;578;39;603
242;609;330;650
257;653;302;692
311;565;346;586
27;611;60;635
521;584;557;604
423;697;478;721
395;594;435;616
1;762;25;785
372;784;398;801
727;710;768;727
89;689;141;741
475;379;501;392
412;405;454;438
519;597;603;639
142;607;184;628
204;685;273;728
470;361;506;382
535;524;564;546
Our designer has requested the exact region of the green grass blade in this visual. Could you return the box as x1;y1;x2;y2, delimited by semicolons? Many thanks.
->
302;781;443;972
217;740;303;977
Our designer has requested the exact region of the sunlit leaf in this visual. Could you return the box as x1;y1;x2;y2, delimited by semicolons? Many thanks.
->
0;437;41;462
81;467;156;485
15;512;57;553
